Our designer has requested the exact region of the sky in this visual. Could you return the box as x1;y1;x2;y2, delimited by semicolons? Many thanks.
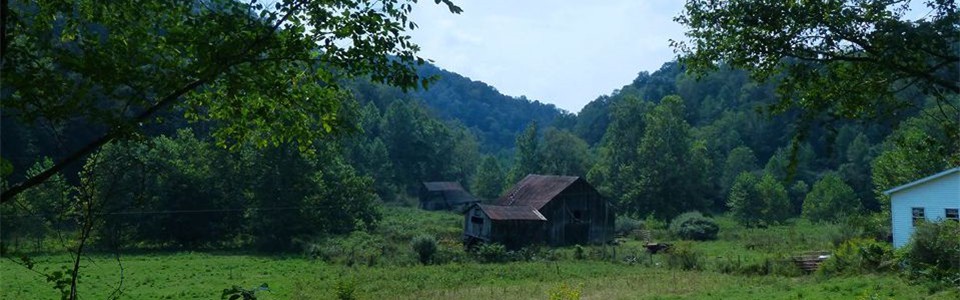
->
409;0;685;114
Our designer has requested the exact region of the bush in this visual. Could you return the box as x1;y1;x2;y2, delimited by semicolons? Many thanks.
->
845;213;891;242
615;216;643;236
573;245;585;260
474;243;508;263
410;234;438;265
901;221;960;285
510;244;547;262
334;277;357;300
819;238;895;276
665;242;702;270
669;211;719;241
432;237;470;264
308;231;384;266
643;213;666;230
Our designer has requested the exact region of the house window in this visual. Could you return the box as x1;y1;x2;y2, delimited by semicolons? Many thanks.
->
471;216;484;225
572;210;583;221
946;208;959;221
912;207;925;225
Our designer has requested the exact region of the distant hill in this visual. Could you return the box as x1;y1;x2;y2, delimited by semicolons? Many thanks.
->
350;63;569;152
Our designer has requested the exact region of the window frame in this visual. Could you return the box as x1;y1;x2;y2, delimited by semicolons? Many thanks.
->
912;207;925;225
945;208;959;222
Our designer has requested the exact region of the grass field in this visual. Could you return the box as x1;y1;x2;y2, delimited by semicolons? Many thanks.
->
2;207;956;299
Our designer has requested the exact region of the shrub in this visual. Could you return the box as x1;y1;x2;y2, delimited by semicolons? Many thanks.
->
669;211;719;241
410;234;438;265
665;242;702;270
573;245;585;260
221;283;269;300
308;231;384;266
432;237;470;264
901;221;960;285
510;245;546;262
819;238;895;276
615;216;643;236
643;213;666;230
474;243;508;263
845;213;891;242
334;277;357;300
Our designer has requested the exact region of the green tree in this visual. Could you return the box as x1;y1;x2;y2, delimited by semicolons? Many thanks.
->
1;0;462;202
788;180;810;215
803;172;861;222
721;146;758;194
245;143;381;251
728;171;792;227
12;159;72;250
540;128;592;177
472;156;505;200
588;95;652;201
625;96;711;218
380;101;456;194
727;172;762;226
673;0;958;129
837;133;877;210
756;173;792;225
449;125;481;184
91;130;244;248
508;122;542;183
872;111;958;210
764;144;815;183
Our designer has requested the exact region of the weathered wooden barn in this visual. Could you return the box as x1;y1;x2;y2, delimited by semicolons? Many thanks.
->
463;174;614;249
419;181;479;211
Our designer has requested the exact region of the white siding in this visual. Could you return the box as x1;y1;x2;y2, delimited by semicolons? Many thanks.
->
889;171;960;248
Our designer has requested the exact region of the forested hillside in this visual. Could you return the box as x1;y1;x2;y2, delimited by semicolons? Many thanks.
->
559;61;956;222
351;64;569;151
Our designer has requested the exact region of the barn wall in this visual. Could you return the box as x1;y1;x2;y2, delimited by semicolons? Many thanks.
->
420;190;449;211
539;180;613;246
490;220;546;249
463;206;492;241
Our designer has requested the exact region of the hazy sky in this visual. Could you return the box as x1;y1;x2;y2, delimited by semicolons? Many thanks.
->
410;0;685;113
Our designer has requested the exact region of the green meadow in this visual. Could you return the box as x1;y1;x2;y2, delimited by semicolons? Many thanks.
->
3;207;955;299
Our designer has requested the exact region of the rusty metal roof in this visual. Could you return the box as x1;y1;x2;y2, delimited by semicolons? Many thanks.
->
477;204;546;221
495;174;580;209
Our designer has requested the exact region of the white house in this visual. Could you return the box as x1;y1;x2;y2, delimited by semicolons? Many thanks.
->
883;167;960;248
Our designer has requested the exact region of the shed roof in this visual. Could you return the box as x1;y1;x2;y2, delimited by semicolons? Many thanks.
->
477;204;546;221
495;174;580;209
883;167;960;195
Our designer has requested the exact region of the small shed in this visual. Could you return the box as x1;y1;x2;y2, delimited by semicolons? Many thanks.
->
419;181;478;211
463;174;614;249
883;167;960;248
